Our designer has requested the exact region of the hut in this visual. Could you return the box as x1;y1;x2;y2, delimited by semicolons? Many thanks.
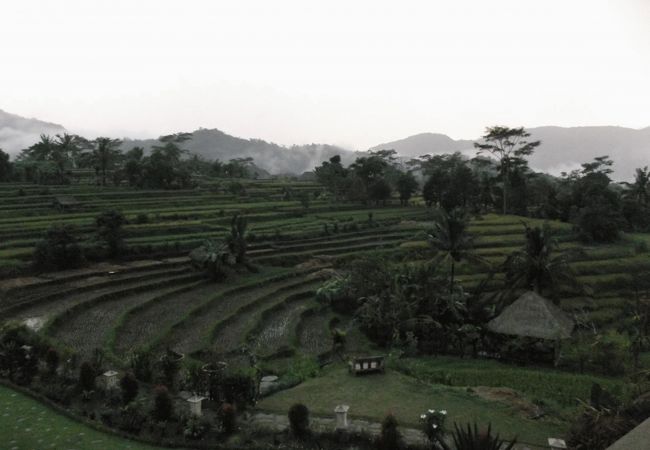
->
487;291;574;364
52;195;82;212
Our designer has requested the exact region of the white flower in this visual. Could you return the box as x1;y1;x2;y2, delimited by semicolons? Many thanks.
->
420;414;426;419
428;409;435;414
440;410;447;415
432;424;438;429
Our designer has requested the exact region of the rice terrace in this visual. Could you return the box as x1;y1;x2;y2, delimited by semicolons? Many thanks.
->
2;2;650;449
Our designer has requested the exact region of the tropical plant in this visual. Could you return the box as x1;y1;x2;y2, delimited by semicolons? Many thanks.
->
190;239;234;280
504;222;580;299
90;137;122;186
449;422;516;450
428;208;479;293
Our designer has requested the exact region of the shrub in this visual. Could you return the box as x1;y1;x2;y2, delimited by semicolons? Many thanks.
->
183;415;212;440
130;350;153;382
44;347;59;375
288;403;310;437
152;385;173;421
79;361;96;392
135;213;149;224
376;413;403;450
419;409;446;445
221;403;237;434
118;400;147;433
120;371;139;405
33;225;84;271
451;422;516;450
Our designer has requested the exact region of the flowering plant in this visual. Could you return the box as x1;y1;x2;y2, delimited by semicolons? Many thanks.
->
419;408;447;445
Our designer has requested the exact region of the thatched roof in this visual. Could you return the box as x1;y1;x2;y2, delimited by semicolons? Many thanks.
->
53;195;81;206
487;291;574;340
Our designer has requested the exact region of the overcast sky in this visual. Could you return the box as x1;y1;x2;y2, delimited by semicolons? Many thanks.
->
2;0;649;149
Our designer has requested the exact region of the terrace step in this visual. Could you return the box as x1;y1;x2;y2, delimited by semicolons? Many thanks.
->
49;278;207;360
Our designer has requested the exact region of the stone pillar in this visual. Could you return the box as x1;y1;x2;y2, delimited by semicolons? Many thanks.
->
102;370;118;390
548;438;567;449
187;395;206;417
335;404;349;429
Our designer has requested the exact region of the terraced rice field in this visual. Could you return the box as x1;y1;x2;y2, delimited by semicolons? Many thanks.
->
1;181;647;364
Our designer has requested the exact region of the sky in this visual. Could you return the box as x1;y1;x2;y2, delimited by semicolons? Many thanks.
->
1;0;650;150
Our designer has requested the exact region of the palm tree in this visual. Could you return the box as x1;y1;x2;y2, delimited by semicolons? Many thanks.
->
55;133;84;169
91;137;122;186
427;208;478;294
623;166;650;205
504;222;580;299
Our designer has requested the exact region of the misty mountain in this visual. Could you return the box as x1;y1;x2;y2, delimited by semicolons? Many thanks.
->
0;109;65;155
370;127;650;181
121;128;356;175
369;132;474;157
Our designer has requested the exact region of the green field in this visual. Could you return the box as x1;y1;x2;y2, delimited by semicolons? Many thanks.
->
0;384;162;450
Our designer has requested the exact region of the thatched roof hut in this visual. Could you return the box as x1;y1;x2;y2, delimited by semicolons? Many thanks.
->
487;291;574;340
53;195;82;211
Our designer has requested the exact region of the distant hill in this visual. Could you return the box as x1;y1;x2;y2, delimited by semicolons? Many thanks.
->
0;109;65;155
369;132;474;157
2;108;648;179
121;128;356;175
369;127;650;181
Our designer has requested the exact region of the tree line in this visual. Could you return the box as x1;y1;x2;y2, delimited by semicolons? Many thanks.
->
315;126;650;242
0;133;260;188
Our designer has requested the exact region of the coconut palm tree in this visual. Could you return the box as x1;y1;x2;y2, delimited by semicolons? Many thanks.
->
623;166;650;206
504;222;581;300
91;137;122;186
427;208;480;294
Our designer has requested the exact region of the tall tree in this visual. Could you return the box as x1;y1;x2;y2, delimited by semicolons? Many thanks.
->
91;137;122;186
396;171;419;206
314;155;348;201
623;166;650;206
504;223;579;299
427;208;477;294
0;148;11;181
55;133;85;169
474;126;541;214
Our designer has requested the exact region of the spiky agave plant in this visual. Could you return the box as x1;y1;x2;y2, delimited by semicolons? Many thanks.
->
451;422;516;450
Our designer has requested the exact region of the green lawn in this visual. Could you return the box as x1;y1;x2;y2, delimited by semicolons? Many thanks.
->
0;385;165;450
257;365;568;447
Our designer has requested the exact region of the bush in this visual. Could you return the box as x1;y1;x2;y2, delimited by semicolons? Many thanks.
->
288;403;310;437
183;415;212;440
152;385;173;421
33;225;84;271
79;361;96;392
221;403;237;434
120;371;139;405
44;347;59;376
451;422;515;450
376;413;403;450
129;350;153;382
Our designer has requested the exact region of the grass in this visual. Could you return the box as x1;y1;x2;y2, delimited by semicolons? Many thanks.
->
390;356;628;409
0;384;162;450
257;364;568;446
